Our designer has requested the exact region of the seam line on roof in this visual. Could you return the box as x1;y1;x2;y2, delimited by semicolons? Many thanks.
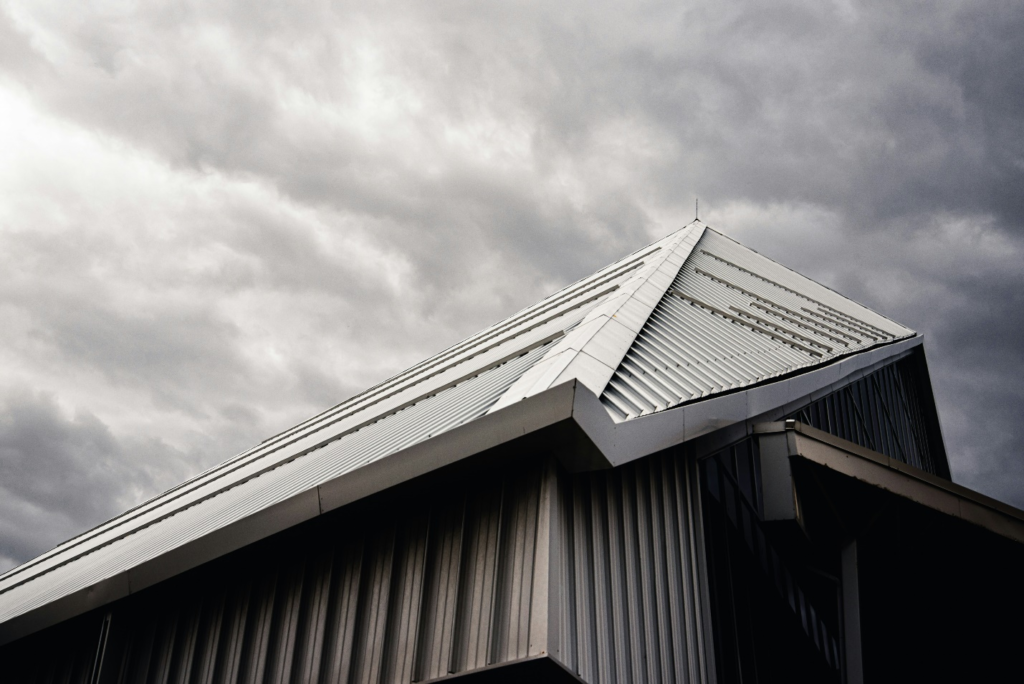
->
0;333;564;597
220;253;654;461
486;226;703;411
669;290;822;357
816;302;890;337
602;223;918;421
604;334;917;419
699;250;892;337
702;228;911;332
614;340;807;402
695;268;858;345
728;306;833;352
750;303;851;347
799;307;881;341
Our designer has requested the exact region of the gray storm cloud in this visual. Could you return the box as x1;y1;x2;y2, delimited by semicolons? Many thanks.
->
0;0;1021;571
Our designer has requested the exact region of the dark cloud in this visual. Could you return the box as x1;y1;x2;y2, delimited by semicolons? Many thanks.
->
0;0;1022;570
0;389;190;570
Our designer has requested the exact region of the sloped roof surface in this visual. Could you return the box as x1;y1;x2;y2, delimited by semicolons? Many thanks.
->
0;222;914;630
0;227;692;626
601;229;914;419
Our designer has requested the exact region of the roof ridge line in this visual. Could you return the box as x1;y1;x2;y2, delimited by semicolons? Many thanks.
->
487;224;706;413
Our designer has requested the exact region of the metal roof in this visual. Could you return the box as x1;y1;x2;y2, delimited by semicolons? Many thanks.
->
0;227;686;628
0;221;916;636
601;229;914;420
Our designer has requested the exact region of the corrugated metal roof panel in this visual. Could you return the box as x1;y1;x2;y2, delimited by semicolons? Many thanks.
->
488;224;704;411
601;229;915;420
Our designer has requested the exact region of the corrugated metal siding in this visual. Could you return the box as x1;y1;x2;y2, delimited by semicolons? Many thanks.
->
4;459;554;684
602;229;915;420
786;352;946;476
556;450;712;684
6;435;726;684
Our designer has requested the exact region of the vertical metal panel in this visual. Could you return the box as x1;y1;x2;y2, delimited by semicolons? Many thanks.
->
788;354;943;475
411;507;463;681
320;538;365;683
558;450;712;684
489;468;541;664
449;483;501;672
2;459;553;684
565;476;596;682
291;553;334;683
6;449;722;684
381;518;428;684
191;591;226;684
351;523;397;684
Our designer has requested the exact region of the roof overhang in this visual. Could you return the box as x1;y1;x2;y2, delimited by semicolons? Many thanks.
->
754;419;1024;545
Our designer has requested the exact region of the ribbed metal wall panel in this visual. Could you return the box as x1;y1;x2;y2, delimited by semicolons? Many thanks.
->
4;459;554;684
556;450;712;684
602;229;915;420
787;353;945;475
5;435;725;684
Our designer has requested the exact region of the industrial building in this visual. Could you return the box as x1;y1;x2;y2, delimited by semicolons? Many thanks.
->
2;221;1021;683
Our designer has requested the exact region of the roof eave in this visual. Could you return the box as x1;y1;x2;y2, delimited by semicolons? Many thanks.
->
582;334;925;467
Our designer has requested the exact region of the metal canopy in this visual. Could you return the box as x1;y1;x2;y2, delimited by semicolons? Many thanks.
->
0;221;918;642
756;420;1024;544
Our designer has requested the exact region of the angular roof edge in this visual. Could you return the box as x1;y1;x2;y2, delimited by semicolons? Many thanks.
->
487;222;706;411
0;333;922;646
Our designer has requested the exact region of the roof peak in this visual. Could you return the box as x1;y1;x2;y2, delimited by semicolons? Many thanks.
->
488;223;707;412
494;220;914;420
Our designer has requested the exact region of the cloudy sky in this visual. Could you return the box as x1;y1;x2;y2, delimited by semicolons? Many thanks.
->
1;0;1022;572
